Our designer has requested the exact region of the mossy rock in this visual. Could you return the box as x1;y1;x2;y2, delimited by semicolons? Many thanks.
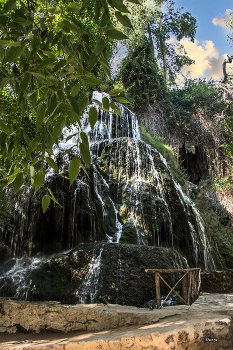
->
119;222;138;244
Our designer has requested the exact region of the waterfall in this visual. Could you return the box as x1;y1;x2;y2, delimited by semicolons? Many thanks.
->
77;244;104;303
159;153;216;270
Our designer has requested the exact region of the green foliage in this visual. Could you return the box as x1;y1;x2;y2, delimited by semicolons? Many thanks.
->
0;0;135;211
118;38;166;110
166;78;223;135
139;122;188;186
118;0;196;86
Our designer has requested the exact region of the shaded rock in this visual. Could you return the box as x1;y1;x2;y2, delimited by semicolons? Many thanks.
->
8;243;189;307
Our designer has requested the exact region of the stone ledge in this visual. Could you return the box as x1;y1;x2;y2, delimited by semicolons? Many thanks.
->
0;297;189;334
0;294;233;349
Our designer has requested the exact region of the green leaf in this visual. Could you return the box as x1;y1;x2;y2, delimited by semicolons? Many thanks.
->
48;188;62;206
89;107;98;129
36;104;46;130
71;83;80;97
47;7;61;14
3;0;17;12
110;100;121;116
99;84;107;92
62;20;82;34
80;142;91;167
102;96;109;110
19;74;30;93
53;116;66;139
6;168;21;186
42;195;51;213
112;0;130;13
15;17;32;26
0;121;10;135
69;155;81;186
27;136;41;155
94;38;105;56
89;52;98;70
101;0;108;10
82;0;90;7
5;45;25;62
80;131;89;145
46;157;58;174
100;11;110;27
127;0;141;4
34;168;45;193
109;88;124;96
78;96;89;113
0;40;21;47
114;11;133;28
68;95;79;115
105;28;128;40
14;172;24;192
53;59;66;71
30;72;45;81
67;2;82;11
94;0;101;19
46;76;59;85
82;76;102;85
36;58;56;70
114;97;130;103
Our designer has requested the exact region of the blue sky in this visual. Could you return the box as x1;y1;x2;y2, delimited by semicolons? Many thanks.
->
173;0;233;81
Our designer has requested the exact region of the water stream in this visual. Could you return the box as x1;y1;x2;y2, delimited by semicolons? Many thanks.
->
0;92;220;304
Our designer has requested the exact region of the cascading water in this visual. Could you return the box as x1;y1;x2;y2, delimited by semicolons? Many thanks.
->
77;244;104;303
0;91;222;306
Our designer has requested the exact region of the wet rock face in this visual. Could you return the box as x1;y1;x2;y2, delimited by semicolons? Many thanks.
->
0;243;188;307
0;96;220;271
0;166;106;257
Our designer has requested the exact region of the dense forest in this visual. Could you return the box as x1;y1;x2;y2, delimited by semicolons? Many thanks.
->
0;0;233;270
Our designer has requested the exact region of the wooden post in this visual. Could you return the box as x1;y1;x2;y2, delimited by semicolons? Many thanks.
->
182;272;189;303
155;272;161;309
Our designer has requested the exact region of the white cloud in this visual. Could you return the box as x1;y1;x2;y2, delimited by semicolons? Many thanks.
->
177;38;225;81
212;9;232;30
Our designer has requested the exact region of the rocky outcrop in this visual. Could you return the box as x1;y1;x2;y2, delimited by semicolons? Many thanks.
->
201;270;233;293
0;297;188;334
0;243;188;306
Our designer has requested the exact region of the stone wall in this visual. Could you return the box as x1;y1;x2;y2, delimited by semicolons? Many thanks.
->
201;270;233;293
1;294;233;350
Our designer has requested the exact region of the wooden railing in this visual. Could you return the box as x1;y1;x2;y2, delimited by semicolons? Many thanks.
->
145;268;201;309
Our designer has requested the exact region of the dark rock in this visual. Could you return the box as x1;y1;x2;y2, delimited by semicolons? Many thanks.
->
201;270;233;293
21;242;188;307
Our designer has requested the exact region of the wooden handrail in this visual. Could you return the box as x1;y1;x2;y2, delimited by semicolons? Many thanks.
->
145;268;201;309
145;268;201;273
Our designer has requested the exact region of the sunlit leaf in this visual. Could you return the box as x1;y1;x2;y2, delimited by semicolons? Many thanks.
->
34;168;45;193
42;195;51;213
114;11;133;28
36;104;46;130
80;142;91;167
53;116;66;140
89;107;98;129
94;38;105;56
69;155;81;186
46;157;59;174
105;28;128;40
114;97;130;103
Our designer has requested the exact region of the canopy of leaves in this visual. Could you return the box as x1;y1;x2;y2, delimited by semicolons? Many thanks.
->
118;38;166;110
0;0;135;212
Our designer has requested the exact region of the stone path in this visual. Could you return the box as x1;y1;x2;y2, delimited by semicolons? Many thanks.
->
0;293;233;349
